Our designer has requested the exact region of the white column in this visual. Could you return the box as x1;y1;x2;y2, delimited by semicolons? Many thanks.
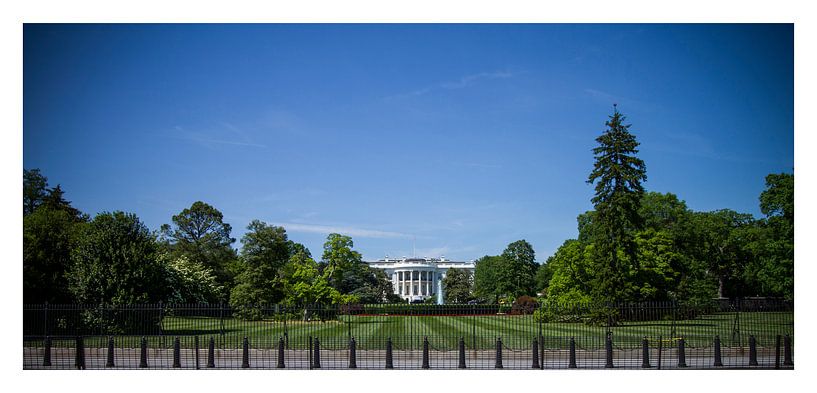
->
437;271;445;304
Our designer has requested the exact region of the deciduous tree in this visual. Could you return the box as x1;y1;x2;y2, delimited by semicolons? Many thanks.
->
442;268;474;304
161;201;237;291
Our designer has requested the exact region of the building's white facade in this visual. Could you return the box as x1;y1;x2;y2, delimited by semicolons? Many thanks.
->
366;257;476;304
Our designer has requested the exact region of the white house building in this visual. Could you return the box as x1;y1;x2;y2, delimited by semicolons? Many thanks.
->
366;257;476;304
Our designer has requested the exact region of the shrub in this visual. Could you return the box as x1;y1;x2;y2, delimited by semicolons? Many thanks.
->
510;295;538;315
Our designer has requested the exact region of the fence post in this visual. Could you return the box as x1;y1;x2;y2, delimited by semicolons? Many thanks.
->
106;336;115;367
641;337;650;368
75;336;85;370
749;335;758;366
349;337;357;369
195;336;200;370
43;302;49;339
422;336;430;369
42;336;52;367
714;335;723;367
385;337;394;369
775;335;781;370
568;337;577;369
784;335;793;366
532;338;540;369
458;337;466;369
207;337;215;368
605;333;613;368
495;337;503;369
677;337;687;368
277;337;285;369
173;336;181;368
657;335;662;370
241;337;250;368
139;336;148;368
313;337;321;369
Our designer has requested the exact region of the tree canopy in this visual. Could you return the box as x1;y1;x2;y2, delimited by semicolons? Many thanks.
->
443;268;474;304
68;211;169;305
160;201;237;292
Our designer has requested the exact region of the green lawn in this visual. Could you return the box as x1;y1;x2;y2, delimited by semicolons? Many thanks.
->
25;311;791;351
151;311;792;350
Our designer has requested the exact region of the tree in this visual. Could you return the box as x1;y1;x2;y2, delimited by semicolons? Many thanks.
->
688;210;755;298
742;173;794;299
229;221;291;319
501;240;538;296
280;250;345;320
534;261;555;295
632;229;683;300
321;233;363;292
23;169;48;215
68;212;169;305
163;254;224;303
161;201;237;291
639;192;690;233
443;268;474;304
24;207;82;303
760;173;794;222
473;255;514;303
544;240;593;304
318;233;392;303
586;105;647;303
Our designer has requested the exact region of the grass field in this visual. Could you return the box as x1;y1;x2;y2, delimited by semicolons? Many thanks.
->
140;311;792;350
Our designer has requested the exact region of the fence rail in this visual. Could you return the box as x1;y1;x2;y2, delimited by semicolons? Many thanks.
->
23;300;793;370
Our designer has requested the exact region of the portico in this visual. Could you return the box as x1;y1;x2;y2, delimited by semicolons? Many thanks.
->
367;257;476;304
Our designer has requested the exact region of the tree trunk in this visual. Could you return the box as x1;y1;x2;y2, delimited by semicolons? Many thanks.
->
718;276;724;298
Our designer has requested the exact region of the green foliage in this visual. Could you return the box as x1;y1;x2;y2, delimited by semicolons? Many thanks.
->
161;201;237;293
501;239;538;296
321;233;363;291
760;173;794;221
319;233;391;303
474;255;511;303
68;211;169;305
24;206;83;303
586;106;647;304
229;221;291;319
534;260;555;295
163;254;224;303
632;229;683;300
23;169;48;216
473;240;540;302
283;250;339;306
544;240;593;304
742;173;794;299
442;268;474;304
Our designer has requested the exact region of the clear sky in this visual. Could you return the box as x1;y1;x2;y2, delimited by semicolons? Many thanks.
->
23;23;794;262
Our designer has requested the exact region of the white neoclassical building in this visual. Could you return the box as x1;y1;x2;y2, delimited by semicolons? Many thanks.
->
366;257;476;304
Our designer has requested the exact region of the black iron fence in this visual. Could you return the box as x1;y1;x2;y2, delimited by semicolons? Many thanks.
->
23;300;793;370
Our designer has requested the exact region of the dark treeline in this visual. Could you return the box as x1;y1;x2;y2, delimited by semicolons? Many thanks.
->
23;170;400;320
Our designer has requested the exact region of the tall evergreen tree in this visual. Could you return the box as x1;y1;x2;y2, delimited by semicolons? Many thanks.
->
587;105;647;304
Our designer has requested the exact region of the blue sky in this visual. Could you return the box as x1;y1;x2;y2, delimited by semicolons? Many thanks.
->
23;24;794;262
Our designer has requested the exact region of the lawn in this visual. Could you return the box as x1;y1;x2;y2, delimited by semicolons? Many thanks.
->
150;310;792;350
